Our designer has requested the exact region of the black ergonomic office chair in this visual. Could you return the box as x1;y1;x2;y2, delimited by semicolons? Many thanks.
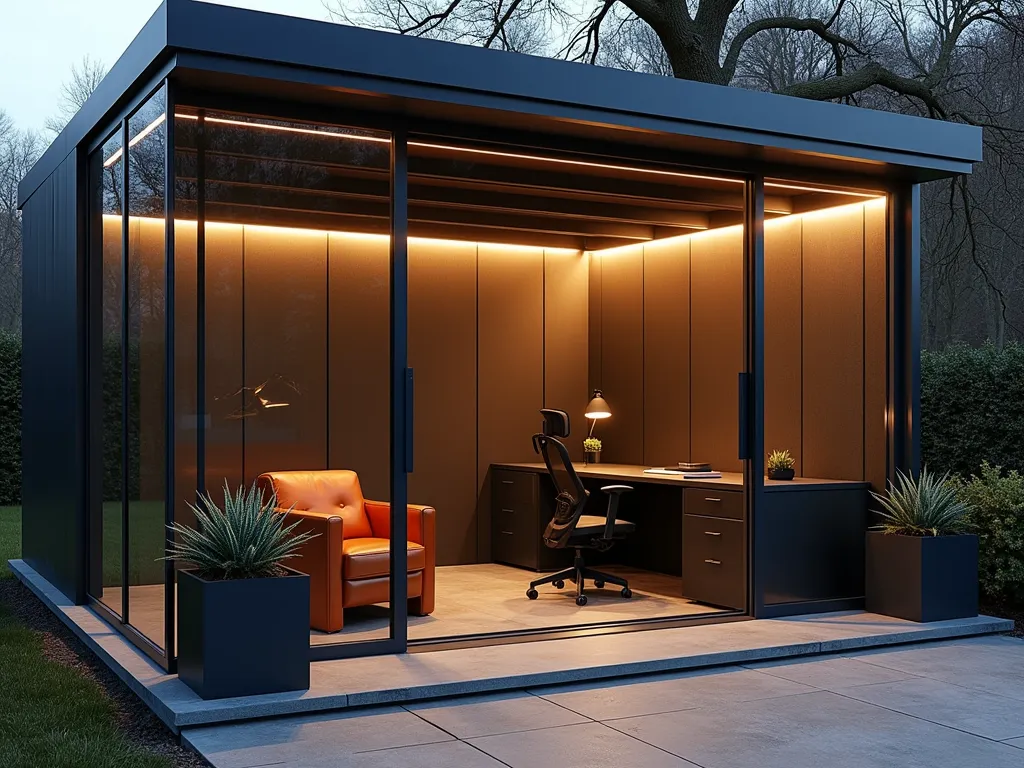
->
526;409;636;606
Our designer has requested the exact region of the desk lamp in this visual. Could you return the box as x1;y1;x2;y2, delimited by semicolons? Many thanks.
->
584;390;611;464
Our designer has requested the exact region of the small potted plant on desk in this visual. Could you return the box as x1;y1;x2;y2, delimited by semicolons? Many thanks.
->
865;468;978;622
583;437;602;465
164;481;317;699
767;449;795;480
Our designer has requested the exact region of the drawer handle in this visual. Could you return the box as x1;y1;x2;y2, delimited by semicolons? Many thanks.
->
704;497;722;503
501;508;514;513
501;480;515;485
501;530;515;535
704;559;722;565
704;531;722;537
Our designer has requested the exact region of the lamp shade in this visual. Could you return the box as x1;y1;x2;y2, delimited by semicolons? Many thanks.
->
585;390;612;419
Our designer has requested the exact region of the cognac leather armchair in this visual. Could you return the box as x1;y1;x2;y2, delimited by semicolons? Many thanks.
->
256;470;435;633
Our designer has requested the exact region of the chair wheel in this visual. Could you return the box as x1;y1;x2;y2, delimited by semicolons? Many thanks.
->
621;588;632;599
594;580;605;588
526;588;538;600
553;580;565;589
575;595;588;606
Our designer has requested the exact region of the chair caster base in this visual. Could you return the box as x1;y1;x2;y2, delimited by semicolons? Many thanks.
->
594;580;605;588
575;595;588;606
553;580;565;589
526;588;538;600
621;588;632;599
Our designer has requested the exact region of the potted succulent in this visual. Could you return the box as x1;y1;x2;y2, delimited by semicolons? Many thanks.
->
766;449;795;480
164;481;317;699
865;468;978;622
583;437;602;465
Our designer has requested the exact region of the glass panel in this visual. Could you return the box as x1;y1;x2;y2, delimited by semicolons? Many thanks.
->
126;87;168;648
405;139;748;640
762;179;887;490
173;109;397;648
93;130;124;616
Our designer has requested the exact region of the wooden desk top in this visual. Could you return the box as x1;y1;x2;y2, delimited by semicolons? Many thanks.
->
491;462;869;492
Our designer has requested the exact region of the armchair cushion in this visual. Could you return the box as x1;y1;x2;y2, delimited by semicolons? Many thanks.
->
342;539;426;580
259;470;373;539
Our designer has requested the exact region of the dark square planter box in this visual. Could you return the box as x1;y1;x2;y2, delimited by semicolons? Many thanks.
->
865;531;978;622
177;567;310;699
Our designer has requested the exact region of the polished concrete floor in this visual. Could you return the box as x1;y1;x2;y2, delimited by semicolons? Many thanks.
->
183;634;1024;768
99;563;725;648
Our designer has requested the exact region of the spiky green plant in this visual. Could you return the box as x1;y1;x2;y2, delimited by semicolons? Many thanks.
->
767;449;794;472
163;480;318;580
583;437;602;452
871;468;971;537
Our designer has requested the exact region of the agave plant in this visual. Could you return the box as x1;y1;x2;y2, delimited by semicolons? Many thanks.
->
871;468;971;537
164;480;318;580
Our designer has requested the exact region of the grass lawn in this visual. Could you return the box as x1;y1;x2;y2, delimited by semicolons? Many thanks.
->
0;506;173;768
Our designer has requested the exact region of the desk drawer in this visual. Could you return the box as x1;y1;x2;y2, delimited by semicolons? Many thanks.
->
492;506;536;566
684;489;744;520
493;470;538;508
683;515;745;610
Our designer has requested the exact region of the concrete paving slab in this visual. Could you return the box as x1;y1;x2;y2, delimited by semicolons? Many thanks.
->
405;690;589;738
530;666;815;720
468;721;700;768
274;741;509;768
745;655;920;691
839;676;1024;741
850;635;1024;701
8;558;1013;730
182;708;453;768
606;690;1024;768
1004;737;1024;749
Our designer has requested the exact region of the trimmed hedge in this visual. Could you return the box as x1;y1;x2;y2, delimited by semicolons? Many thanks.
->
0;331;20;505
922;342;1024;477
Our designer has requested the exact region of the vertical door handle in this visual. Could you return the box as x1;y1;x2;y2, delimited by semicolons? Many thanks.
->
404;368;414;473
738;372;750;460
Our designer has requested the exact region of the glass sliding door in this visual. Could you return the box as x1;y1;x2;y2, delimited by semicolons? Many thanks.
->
125;87;169;650
173;105;408;658
89;130;125;617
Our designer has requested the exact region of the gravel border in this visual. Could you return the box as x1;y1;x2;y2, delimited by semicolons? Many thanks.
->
0;578;209;768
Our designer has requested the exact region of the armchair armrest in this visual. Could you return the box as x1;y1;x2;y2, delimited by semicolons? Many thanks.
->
275;507;344;632
599;485;632;539
365;500;436;614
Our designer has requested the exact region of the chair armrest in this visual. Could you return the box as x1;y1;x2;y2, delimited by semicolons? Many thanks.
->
275;507;344;632
365;500;435;546
599;485;632;539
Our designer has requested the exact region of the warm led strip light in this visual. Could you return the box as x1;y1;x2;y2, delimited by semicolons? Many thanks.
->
103;113;168;167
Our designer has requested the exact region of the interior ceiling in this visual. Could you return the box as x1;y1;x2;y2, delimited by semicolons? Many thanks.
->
173;111;884;251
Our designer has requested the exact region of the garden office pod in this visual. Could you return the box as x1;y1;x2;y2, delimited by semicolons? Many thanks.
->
16;0;983;680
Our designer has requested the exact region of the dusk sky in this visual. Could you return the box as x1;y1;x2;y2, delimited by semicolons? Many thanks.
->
0;1;330;132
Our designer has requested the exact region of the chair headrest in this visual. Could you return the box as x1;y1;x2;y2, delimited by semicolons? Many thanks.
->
540;409;570;438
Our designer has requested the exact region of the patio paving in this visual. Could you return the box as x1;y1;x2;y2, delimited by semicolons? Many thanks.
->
183;635;1024;768
8;557;1016;738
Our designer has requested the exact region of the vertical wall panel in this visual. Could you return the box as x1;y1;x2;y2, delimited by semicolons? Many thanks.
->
203;225;244;494
802;206;865;480
596;245;644;464
643;238;690;466
328;234;391;501
588;253;603;401
764;216;803;472
544;249;590;460
690;228;744;472
864;200;888;491
408;240;478;566
242;228;328;481
21;153;86;602
172;221;198;531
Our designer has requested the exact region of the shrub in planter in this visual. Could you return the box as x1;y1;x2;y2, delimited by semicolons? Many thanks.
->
583;437;602;463
866;468;978;622
955;462;1024;606
766;449;795;481
164;481;318;699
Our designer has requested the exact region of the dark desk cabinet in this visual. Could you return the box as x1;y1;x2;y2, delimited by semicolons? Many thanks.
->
491;469;566;571
682;489;747;610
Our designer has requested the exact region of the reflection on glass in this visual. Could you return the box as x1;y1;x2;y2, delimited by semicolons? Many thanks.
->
126;86;168;649
173;110;397;646
97;130;124;617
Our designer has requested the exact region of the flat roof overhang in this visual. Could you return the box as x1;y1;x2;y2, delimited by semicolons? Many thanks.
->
19;0;982;208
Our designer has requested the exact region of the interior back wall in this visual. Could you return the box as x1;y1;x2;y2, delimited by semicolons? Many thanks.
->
591;200;887;485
